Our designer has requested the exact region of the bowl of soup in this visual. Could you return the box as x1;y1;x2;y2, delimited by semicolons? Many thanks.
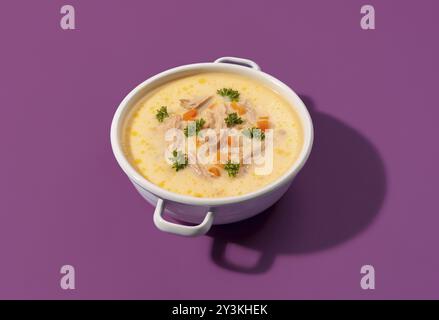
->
111;57;313;236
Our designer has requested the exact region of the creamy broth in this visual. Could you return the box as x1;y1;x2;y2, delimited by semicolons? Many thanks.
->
123;72;303;198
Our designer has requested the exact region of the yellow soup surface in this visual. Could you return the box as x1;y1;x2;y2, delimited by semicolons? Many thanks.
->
123;72;303;198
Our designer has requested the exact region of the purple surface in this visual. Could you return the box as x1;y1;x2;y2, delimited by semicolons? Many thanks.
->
0;0;438;299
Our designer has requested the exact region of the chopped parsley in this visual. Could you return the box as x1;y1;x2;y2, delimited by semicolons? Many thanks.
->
224;112;244;127
224;160;240;177
170;150;188;172
217;88;240;102
155;106;169;122
242;127;265;140
184;118;205;137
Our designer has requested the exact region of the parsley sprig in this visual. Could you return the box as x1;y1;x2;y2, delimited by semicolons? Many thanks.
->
224;113;244;127
224;161;240;177
242;127;265;140
217;88;240;102
184;118;205;137
170;150;188;172
155;106;169;123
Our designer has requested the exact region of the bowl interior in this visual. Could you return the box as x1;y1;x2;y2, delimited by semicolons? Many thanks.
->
111;62;314;206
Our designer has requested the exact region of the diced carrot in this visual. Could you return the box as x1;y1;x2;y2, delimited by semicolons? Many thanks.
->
183;108;197;120
231;101;246;115
208;166;221;177
227;136;232;146
216;151;225;167
257;119;270;131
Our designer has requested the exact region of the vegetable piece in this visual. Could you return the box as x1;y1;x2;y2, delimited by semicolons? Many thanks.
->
230;101;247;115
170;150;188;172
155;106;169;123
208;166;221;177
224;112;244;127
227;135;240;146
224;160;240;177
242;127;265;140
180;96;213;109
183;108;198;121
256;118;270;131
217;88;240;102
215;151;225;167
184;118;206;137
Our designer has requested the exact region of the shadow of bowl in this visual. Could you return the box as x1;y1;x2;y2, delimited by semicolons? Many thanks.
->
208;96;387;273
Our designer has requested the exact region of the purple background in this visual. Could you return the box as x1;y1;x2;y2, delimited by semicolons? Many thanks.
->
1;0;438;299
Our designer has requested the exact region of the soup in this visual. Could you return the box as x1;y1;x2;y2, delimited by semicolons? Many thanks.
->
122;72;303;198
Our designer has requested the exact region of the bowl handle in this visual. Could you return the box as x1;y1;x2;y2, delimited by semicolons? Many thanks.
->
214;57;261;71
153;199;215;237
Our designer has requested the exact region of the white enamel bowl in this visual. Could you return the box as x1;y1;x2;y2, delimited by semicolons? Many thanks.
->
111;57;313;236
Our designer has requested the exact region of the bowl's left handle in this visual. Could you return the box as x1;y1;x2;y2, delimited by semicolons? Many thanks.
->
214;57;261;71
153;199;215;237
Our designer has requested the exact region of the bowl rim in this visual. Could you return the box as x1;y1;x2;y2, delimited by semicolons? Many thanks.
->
110;61;314;206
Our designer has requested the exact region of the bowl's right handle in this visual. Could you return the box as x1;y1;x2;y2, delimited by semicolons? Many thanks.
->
153;199;214;237
214;57;261;71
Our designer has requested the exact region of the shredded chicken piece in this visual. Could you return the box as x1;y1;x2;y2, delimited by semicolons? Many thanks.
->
204;111;215;129
162;114;182;131
203;103;229;150
242;100;257;124
179;96;213;109
187;151;210;177
206;103;227;132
